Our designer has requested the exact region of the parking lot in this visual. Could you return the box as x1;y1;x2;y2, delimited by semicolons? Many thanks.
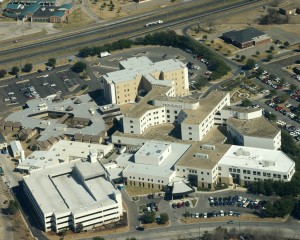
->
88;46;207;88
0;65;101;117
135;190;276;224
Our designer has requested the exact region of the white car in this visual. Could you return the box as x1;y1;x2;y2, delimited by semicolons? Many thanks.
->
4;98;10;102
8;92;14;95
203;213;207;218
229;211;233;216
11;97;17;100
219;210;224;217
43;74;49;78
50;84;56;87
42;83;49;86
195;213;199;218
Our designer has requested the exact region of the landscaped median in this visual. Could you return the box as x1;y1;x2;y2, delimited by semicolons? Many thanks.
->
180;213;288;224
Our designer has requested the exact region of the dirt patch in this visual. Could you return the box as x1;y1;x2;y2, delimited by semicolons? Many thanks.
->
11;212;35;240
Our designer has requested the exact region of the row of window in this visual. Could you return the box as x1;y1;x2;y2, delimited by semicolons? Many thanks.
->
128;176;164;183
177;168;210;175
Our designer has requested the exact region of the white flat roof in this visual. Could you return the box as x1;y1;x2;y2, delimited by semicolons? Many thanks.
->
123;141;190;178
10;140;23;152
23;161;120;216
103;57;185;84
135;141;170;160
6;94;106;141
219;145;295;173
17;140;113;171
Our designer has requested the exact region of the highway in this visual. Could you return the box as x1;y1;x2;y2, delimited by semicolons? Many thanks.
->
0;0;266;65
82;218;300;240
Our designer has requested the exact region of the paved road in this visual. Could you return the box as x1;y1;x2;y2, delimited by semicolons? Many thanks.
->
0;0;264;65
82;218;300;240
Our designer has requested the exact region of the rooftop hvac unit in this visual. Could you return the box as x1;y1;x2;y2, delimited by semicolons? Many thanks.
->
41;7;45;11
235;148;250;156
49;8;54;12
194;153;208;159
201;144;215;150
260;160;276;167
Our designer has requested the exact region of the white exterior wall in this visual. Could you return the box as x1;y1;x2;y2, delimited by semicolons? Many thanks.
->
40;200;121;233
181;123;202;141
123;117;142;134
227;123;281;150
217;108;262;125
124;170;175;187
244;134;281;150
140;108;166;133
102;78;116;104
10;140;23;158
175;165;218;187
218;162;295;183
135;144;171;166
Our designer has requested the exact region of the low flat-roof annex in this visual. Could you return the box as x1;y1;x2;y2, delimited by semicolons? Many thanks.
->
227;116;280;138
176;142;231;169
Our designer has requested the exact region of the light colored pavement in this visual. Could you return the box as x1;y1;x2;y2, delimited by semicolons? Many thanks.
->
0;22;60;41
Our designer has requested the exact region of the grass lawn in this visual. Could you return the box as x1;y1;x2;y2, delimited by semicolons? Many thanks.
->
54;9;95;30
125;186;160;197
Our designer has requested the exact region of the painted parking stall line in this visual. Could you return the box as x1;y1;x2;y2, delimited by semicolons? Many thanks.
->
16;79;29;84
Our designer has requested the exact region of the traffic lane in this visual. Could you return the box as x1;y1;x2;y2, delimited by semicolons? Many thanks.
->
268;52;300;68
261;63;300;87
252;78;300;106
254;99;300;129
86;217;300;240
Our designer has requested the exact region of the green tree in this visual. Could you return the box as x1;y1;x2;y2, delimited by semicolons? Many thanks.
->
0;69;7;78
23;63;33;72
283;41;290;48
8;200;19;215
266;54;273;62
92;237;105;240
278;94;288;102
240;55;246;62
159;213;169;224
202;35;207;40
269;45;275;52
11;66;20;75
72;61;87;73
290;84;297;92
264;111;277;121
245;58;256;70
256;67;264;76
241;99;252;107
141;211;155;224
279;78;285;86
47;58;57;67
293;200;300;219
76;222;84;233
256;51;260;56
210;40;214;45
